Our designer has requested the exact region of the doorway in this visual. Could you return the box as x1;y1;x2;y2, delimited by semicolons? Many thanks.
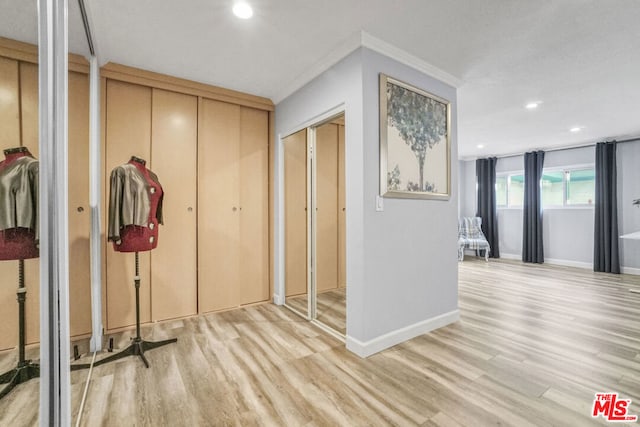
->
283;112;346;337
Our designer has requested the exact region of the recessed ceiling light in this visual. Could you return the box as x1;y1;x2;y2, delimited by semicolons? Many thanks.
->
525;102;540;110
569;126;583;133
233;2;253;19
477;144;485;149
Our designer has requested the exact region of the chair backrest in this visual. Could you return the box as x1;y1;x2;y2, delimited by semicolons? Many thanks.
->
458;217;485;239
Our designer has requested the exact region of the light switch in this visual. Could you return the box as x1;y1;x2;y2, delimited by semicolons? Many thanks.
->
376;195;384;212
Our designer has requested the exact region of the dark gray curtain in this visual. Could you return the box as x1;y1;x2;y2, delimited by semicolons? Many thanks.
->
476;157;499;258
522;151;545;263
594;142;620;273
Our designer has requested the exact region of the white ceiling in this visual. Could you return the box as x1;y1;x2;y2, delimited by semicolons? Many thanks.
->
2;0;640;159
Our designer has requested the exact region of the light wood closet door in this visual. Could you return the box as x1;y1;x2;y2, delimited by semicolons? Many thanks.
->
68;71;91;337
284;130;307;297
151;88;198;321
315;123;339;293
105;80;152;330
198;98;241;313
17;61;41;344
239;107;269;305
0;56;22;350
338;124;346;288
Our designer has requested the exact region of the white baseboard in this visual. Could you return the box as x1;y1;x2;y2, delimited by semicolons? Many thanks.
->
622;267;640;276
346;309;460;358
494;253;640;276
545;258;593;270
273;294;285;305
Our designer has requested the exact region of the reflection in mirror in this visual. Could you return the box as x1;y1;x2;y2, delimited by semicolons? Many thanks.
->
314;114;346;335
0;0;41;423
68;0;94;422
284;129;310;317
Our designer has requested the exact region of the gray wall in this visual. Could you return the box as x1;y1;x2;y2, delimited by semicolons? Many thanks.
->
275;46;459;352
459;140;640;271
361;47;458;342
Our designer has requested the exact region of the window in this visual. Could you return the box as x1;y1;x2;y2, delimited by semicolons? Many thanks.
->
566;169;595;205
496;176;507;207
509;174;524;207
541;171;564;207
495;166;594;209
495;173;524;208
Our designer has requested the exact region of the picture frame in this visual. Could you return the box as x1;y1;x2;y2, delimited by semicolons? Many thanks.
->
379;74;451;200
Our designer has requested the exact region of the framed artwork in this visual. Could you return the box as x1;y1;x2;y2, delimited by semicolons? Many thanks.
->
379;74;451;200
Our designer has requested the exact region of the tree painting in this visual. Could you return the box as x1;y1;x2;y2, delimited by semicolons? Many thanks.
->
386;81;448;192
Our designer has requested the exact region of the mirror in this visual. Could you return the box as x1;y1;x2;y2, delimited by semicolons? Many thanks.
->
68;0;94;421
314;114;346;335
283;113;347;336
0;0;95;422
284;129;310;317
0;0;41;422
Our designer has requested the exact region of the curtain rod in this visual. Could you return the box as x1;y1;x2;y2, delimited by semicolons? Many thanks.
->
491;136;640;160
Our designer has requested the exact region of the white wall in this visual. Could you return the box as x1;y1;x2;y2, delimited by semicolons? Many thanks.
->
275;46;460;357
459;140;640;272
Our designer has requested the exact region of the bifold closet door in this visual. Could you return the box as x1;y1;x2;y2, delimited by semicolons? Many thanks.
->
198;99;241;312
338;124;346;288
239;107;269;305
198;99;269;312
105;80;152;330
284;130;308;298
315;123;339;293
150;88;198;321
67;71;92;337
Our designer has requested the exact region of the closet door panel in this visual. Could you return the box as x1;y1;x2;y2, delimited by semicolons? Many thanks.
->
0;57;20;148
239;107;269;305
338;124;346;288
198;98;240;312
151;88;198;320
315;123;339;293
105;80;152;330
19;62;39;154
0;57;20;349
284;130;307;297
68;71;92;336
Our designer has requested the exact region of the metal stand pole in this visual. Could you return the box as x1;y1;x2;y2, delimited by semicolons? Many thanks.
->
0;260;40;399
72;252;177;370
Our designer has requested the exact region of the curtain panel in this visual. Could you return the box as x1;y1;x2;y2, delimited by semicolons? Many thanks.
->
522;151;545;263
475;157;499;258
594;142;620;273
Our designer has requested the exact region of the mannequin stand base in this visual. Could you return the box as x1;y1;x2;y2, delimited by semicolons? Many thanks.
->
73;337;177;370
0;361;39;399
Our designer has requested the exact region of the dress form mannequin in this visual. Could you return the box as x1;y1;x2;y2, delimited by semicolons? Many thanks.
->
0;147;39;399
0;147;39;260
84;155;175;370
108;156;163;252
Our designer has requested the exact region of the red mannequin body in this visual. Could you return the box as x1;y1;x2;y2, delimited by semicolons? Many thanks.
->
112;157;163;252
0;148;38;260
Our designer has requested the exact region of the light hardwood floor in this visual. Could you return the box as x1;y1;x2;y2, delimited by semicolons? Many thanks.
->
286;288;346;335
3;259;640;426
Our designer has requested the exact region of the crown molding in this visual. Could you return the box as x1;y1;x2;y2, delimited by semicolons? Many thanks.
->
273;30;463;105
360;32;463;89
